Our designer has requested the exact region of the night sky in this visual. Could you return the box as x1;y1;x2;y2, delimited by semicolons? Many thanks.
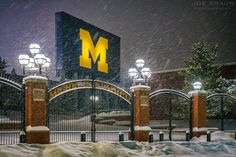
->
0;0;236;80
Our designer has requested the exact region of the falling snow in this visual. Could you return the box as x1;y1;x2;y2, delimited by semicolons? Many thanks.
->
0;0;235;80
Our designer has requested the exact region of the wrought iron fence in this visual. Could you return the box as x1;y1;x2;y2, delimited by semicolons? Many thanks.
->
206;93;236;131
0;76;23;144
149;89;192;140
47;79;131;143
1;74;235;144
50;131;129;142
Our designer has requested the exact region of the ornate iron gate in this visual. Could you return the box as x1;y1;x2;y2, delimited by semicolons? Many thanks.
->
0;76;23;144
47;79;131;142
206;93;236;131
149;89;192;141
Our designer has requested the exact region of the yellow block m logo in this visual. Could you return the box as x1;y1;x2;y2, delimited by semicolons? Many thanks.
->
79;28;108;73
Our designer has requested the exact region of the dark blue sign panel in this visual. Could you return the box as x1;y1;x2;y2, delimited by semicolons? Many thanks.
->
56;12;120;82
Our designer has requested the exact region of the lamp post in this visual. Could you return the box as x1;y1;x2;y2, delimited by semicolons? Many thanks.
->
193;81;202;91
29;43;40;55
18;44;50;75
34;54;47;74
42;57;51;77
18;44;51;144
189;81;208;137
128;59;152;85
18;54;30;75
128;59;152;141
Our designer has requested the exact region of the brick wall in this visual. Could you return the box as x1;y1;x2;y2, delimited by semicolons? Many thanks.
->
148;64;236;120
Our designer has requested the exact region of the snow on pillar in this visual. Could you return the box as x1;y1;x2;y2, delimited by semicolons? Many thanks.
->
189;90;207;137
130;85;151;142
23;76;50;144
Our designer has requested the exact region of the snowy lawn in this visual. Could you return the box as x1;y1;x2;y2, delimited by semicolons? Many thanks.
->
0;131;235;157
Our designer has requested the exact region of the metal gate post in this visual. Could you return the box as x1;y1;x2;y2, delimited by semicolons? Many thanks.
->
168;92;172;141
130;92;135;140
20;84;26;143
220;95;224;131
46;88;49;128
91;76;96;142
189;96;193;139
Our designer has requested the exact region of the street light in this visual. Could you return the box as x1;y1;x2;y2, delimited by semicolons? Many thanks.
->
136;59;145;69
29;43;40;56
18;44;50;75
43;57;51;68
128;59;152;85
128;68;138;79
34;54;47;74
26;58;34;69
18;54;30;75
90;96;99;101
193;81;202;91
141;67;152;79
26;57;39;74
42;57;51;76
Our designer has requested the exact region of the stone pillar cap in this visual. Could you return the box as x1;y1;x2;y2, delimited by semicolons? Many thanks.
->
23;75;48;84
188;90;207;96
192;127;208;132
134;126;152;131
26;126;49;132
130;85;151;91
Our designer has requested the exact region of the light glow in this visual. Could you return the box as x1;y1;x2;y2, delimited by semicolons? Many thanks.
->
29;43;40;55
79;28;108;73
128;68;139;79
34;54;46;66
141;67;152;78
90;96;99;101
193;81;202;90
18;54;30;66
26;58;35;68
135;59;145;69
43;57;51;68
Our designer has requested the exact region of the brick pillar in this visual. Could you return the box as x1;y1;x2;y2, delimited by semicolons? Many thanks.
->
189;90;207;137
130;85;151;142
23;76;50;144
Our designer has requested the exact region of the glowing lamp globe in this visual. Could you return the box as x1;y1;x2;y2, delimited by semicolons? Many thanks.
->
18;54;30;66
141;67;152;78
193;81;202;91
26;58;35;68
29;44;40;55
34;54;46;66
128;68;138;79
135;59;145;69
90;96;99;101
43;57;51;68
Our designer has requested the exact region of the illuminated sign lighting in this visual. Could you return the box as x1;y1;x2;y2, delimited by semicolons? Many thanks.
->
79;28;108;73
55;12;120;81
48;80;131;104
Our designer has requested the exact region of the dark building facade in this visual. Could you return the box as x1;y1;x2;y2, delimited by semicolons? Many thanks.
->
56;12;120;82
149;62;236;91
149;63;236;120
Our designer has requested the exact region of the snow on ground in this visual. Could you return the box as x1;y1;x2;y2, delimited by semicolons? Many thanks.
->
0;131;235;157
50;115;129;131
